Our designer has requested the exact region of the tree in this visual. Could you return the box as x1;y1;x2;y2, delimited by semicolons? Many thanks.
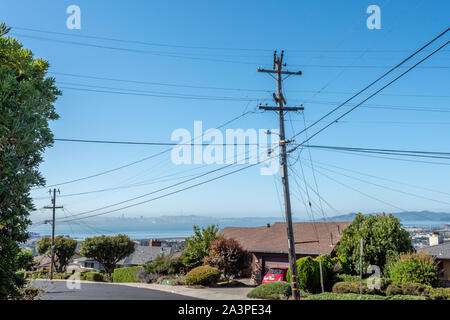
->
16;249;34;271
203;237;250;279
79;234;135;275
335;213;413;274
0;23;60;299
36;236;77;273
182;225;219;270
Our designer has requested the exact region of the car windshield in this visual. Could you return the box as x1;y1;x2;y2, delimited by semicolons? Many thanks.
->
267;268;284;274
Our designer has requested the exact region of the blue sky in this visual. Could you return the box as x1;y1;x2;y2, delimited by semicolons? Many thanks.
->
2;0;450;224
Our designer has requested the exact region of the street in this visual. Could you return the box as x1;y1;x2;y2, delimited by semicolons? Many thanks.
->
31;280;200;300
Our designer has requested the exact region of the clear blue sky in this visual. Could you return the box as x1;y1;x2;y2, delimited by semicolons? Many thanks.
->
3;0;450;223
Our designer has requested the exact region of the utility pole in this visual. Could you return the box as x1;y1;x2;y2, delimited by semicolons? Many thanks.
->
259;50;303;300
44;188;63;280
359;238;363;298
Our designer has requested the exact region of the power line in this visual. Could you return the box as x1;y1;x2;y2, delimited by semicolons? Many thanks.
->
11;32;449;69
290;28;449;141
54;138;257;146
50;72;450;98
33;109;255;190
56;154;276;223
289;38;450;153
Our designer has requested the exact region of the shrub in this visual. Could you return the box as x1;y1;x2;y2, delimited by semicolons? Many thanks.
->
386;283;403;296
156;275;185;286
334;274;360;283
286;256;320;292
53;273;71;280
14;271;26;287
136;268;160;283
113;266;143;283
306;293;428;300
402;282;430;296
83;271;104;282
185;265;221;286
387;252;439;287
203;238;251;279
332;281;360;294
247;282;292;300
330;255;352;275
144;255;186;276
427;287;450;300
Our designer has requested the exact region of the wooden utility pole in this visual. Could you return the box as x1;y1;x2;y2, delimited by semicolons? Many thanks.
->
44;188;63;280
259;50;303;300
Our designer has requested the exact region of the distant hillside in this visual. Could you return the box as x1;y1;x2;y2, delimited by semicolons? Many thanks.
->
322;211;450;222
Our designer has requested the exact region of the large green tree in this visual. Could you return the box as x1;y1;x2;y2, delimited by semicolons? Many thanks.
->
36;236;77;273
0;23;60;299
335;213;413;274
182;224;219;270
79;234;135;275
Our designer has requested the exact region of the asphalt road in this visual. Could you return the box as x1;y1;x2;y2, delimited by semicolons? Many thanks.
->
31;280;200;300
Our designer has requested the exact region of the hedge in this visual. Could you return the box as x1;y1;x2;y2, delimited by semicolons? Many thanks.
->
286;256;320;292
247;282;292;300
82;271;105;282
113;266;143;283
185;266;221;286
306;293;428;300
386;282;450;299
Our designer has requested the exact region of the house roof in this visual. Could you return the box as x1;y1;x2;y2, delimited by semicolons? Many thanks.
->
117;245;173;266
419;242;450;260
219;221;352;255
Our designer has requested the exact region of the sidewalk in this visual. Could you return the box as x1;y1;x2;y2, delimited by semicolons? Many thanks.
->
118;282;256;300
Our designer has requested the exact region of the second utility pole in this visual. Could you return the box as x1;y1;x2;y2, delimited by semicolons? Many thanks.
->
44;188;63;280
258;50;303;300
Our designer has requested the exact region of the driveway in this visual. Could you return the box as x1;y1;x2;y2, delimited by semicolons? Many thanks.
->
31;280;200;300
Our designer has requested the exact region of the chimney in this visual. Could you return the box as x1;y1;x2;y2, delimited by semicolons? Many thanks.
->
429;232;443;246
149;239;161;247
266;223;270;228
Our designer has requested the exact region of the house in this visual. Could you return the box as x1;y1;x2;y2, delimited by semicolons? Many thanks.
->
419;233;450;286
68;257;105;273
219;221;351;284
116;244;173;268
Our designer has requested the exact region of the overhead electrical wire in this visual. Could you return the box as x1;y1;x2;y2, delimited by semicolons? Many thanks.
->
290;28;449;141
32;108;255;190
11;31;449;69
289;38;450;153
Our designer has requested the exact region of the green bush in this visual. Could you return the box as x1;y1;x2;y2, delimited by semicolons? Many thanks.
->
386;282;450;300
386;283;403;296
286;256;320;292
387;252;439;287
185;266;221;286
427;287;450;300
144;255;186;275
53;273;71;280
113;266;143;283
83;271;104;282
334;274;360;283
247;282;292;300
306;293;428;300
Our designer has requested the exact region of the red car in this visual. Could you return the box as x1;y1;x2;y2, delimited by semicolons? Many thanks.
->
262;267;288;284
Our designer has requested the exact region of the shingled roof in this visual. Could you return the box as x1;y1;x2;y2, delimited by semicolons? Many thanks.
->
419;242;450;260
117;245;173;266
219;221;352;255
